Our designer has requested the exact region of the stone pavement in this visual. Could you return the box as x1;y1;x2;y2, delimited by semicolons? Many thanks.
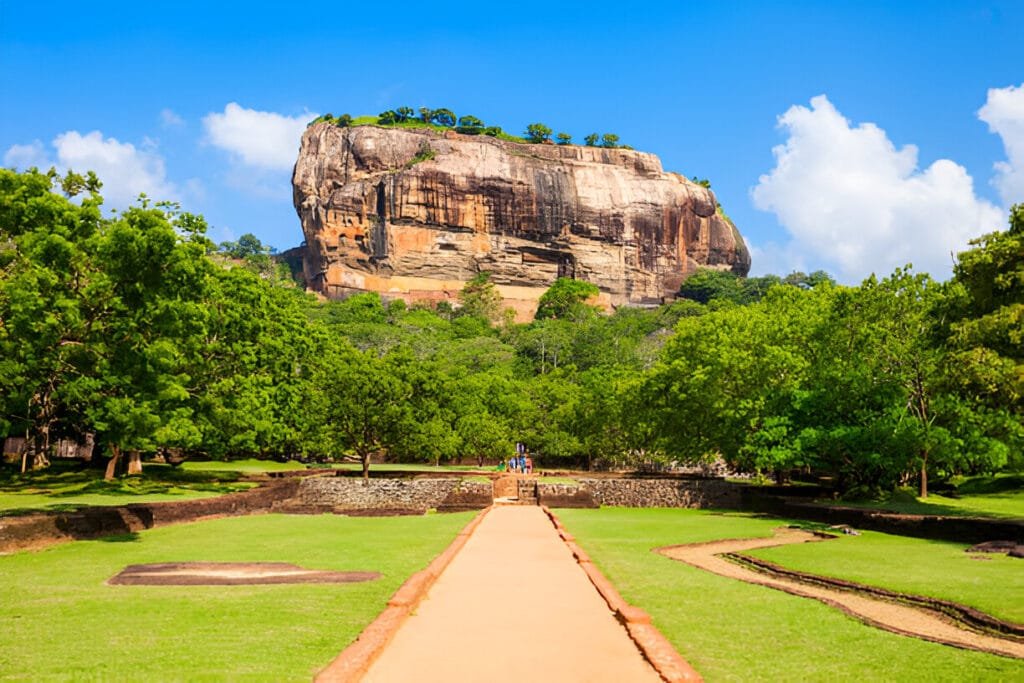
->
361;506;662;682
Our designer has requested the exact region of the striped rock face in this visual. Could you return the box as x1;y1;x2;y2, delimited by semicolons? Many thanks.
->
292;124;750;320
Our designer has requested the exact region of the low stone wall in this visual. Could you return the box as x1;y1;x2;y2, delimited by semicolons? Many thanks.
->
537;484;598;509
295;477;492;513
575;478;742;509
0;479;301;553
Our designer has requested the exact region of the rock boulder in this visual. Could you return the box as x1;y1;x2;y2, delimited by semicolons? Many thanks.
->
292;124;750;319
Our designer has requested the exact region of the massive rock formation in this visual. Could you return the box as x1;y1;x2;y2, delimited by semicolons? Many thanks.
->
292;123;750;319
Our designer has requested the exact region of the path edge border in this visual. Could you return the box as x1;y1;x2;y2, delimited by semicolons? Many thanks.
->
314;506;492;683
542;505;703;683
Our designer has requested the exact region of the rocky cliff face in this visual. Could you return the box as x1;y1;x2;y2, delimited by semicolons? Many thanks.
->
292;124;750;318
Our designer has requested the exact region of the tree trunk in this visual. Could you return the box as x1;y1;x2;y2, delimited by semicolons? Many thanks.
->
476;454;484;468
126;450;143;475
361;453;370;486
29;431;50;470
105;444;122;481
919;450;929;498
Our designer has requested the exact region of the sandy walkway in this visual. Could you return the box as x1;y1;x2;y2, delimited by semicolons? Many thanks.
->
658;529;1024;659
361;506;662;683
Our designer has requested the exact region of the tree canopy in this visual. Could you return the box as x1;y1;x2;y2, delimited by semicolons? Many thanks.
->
2;169;1020;495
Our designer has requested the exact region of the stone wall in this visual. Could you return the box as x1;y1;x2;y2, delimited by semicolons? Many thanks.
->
295;477;492;512
573;478;742;509
537;484;598;508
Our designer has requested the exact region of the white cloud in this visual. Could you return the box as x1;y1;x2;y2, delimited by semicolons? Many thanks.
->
751;95;1004;283
4;131;176;209
3;140;49;169
160;108;185;128
202;103;313;171
978;83;1024;207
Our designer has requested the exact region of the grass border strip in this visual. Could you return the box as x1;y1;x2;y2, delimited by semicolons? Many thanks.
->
542;506;703;683
314;506;492;683
724;552;1024;641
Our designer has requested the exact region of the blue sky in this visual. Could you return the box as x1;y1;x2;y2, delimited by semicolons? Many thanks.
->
2;1;1022;282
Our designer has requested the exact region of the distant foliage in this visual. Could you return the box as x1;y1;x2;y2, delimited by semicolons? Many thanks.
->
677;268;834;305
310;109;626;149
525;123;553;143
431;108;456;127
535;278;601;320
456;115;484;135
308;112;353;127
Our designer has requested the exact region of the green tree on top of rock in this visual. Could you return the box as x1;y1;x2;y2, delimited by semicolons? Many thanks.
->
556;132;572;145
525;123;553;143
584;133;599;146
431;109;456;127
456;115;484;134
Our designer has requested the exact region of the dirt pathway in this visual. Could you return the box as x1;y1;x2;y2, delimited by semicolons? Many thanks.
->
361;506;662;683
658;529;1024;659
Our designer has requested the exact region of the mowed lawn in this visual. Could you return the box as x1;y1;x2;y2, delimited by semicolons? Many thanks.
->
557;508;1024;682
0;465;256;516
0;511;475;681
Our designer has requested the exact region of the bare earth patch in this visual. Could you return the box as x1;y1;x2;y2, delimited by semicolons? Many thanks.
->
108;562;380;586
657;529;1024;660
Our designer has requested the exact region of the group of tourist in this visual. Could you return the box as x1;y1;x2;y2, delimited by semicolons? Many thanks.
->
500;442;533;474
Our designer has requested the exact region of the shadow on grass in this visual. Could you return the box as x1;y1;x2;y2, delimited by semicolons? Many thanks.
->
824;496;1021;520
97;533;140;543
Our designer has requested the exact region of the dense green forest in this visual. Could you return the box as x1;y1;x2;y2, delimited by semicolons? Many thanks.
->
1;169;1021;494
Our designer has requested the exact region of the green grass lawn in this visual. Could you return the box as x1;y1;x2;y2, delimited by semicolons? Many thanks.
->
0;511;474;681
536;476;579;485
557;507;1024;682
749;529;1023;623
0;464;255;516
331;462;485;473
177;458;308;473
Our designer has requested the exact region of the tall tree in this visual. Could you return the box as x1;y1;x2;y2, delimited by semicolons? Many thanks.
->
948;204;1024;417
89;203;212;478
307;341;413;482
0;169;106;470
